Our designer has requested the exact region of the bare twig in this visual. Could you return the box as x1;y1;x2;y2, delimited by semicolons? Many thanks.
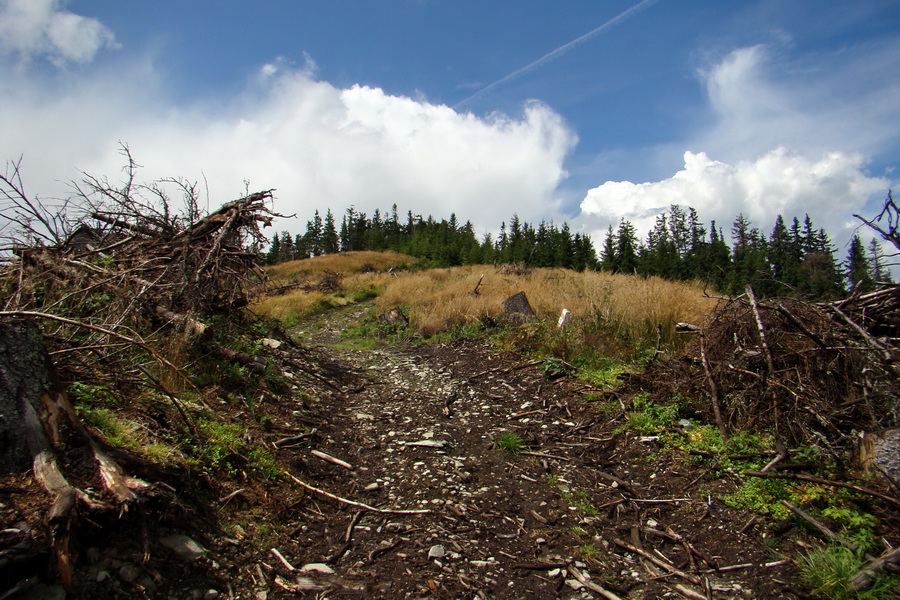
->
284;471;430;515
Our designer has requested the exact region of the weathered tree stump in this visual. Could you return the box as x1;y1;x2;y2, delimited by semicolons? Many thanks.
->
0;320;147;590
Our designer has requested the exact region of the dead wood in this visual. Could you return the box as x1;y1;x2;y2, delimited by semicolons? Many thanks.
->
780;501;869;556
212;345;268;375
0;321;146;590
699;330;728;441
848;547;900;592
284;471;431;515
612;539;702;585
565;565;624;600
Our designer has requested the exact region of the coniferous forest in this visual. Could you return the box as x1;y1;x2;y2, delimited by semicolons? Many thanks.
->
265;201;894;300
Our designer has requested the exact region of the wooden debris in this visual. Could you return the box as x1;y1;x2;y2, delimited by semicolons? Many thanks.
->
566;565;623;600
284;471;430;515
848;547;900;592
310;450;353;470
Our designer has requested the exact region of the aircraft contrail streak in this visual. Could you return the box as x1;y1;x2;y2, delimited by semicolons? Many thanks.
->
453;0;662;110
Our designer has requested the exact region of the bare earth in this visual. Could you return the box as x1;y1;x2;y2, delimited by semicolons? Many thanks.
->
3;303;806;599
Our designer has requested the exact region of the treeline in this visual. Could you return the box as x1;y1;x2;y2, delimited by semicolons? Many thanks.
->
599;206;891;298
266;205;599;271
265;203;892;299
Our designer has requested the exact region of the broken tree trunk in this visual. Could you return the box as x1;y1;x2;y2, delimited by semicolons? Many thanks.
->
0;320;147;590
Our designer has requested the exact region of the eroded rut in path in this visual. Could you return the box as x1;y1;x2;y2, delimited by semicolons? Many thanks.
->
274;304;795;599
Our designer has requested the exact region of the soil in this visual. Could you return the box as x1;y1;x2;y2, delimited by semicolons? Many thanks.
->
2;303;826;599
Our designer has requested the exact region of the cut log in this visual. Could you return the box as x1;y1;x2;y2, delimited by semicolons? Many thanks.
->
212;345;268;375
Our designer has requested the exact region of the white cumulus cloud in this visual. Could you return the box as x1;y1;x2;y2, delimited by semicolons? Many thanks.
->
0;0;116;66
0;61;576;238
579;148;888;243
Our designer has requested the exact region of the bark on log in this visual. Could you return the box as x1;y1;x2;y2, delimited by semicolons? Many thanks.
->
212;345;268;375
1;321;59;473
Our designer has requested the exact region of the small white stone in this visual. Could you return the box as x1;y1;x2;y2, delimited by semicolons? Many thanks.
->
428;545;445;559
300;563;334;574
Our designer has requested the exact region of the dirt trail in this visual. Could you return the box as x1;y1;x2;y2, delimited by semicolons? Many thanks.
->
269;304;796;599
0;303;803;600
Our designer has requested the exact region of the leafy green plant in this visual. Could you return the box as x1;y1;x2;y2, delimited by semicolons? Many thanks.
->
492;430;524;454
622;393;679;435
542;356;575;380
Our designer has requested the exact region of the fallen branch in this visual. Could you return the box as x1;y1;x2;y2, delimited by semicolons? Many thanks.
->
745;285;775;375
699;330;728;441
613;539;702;585
780;501;869;557
566;565;623;600
284;471;430;515
849;547;900;593
310;449;353;470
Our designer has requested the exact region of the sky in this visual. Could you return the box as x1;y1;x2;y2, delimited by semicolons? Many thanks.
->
1;0;899;258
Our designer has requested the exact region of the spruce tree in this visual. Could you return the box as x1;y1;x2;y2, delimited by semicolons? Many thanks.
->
844;234;874;293
599;225;616;271
615;220;639;274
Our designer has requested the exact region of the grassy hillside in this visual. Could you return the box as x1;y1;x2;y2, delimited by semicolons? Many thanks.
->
254;251;717;353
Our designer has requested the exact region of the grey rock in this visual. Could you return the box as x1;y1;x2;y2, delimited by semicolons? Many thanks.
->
160;534;208;562
428;544;445;559
118;563;142;583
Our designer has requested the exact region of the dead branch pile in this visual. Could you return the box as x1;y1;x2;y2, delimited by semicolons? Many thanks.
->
1;150;284;379
644;284;899;447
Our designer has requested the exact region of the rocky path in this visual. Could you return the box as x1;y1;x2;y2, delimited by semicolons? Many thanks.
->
266;304;796;599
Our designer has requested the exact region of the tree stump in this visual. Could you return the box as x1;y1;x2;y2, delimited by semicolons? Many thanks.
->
0;321;58;474
0;319;147;590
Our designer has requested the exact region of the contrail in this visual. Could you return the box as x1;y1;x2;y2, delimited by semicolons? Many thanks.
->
453;0;662;110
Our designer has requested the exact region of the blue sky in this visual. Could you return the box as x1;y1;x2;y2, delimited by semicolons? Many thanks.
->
2;0;899;255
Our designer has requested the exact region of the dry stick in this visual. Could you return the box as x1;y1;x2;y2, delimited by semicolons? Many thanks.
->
519;451;571;461
701;559;790;574
743;471;900;509
470;273;485;295
725;365;800;399
270;547;297;571
565;565;623;600
773;303;829;350
671;584;707;600
468;360;543;380
284;471;430;515
780;501;871;558
310;449;353;470
831;304;895;364
698;330;728;441
344;511;363;544
612;539;702;585
642;527;718;570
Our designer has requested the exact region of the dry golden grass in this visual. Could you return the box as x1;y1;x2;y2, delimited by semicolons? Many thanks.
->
266;251;415;283
255;252;718;346
377;265;716;343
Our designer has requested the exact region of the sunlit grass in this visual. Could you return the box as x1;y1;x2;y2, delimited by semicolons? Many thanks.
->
255;253;718;350
266;251;415;283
